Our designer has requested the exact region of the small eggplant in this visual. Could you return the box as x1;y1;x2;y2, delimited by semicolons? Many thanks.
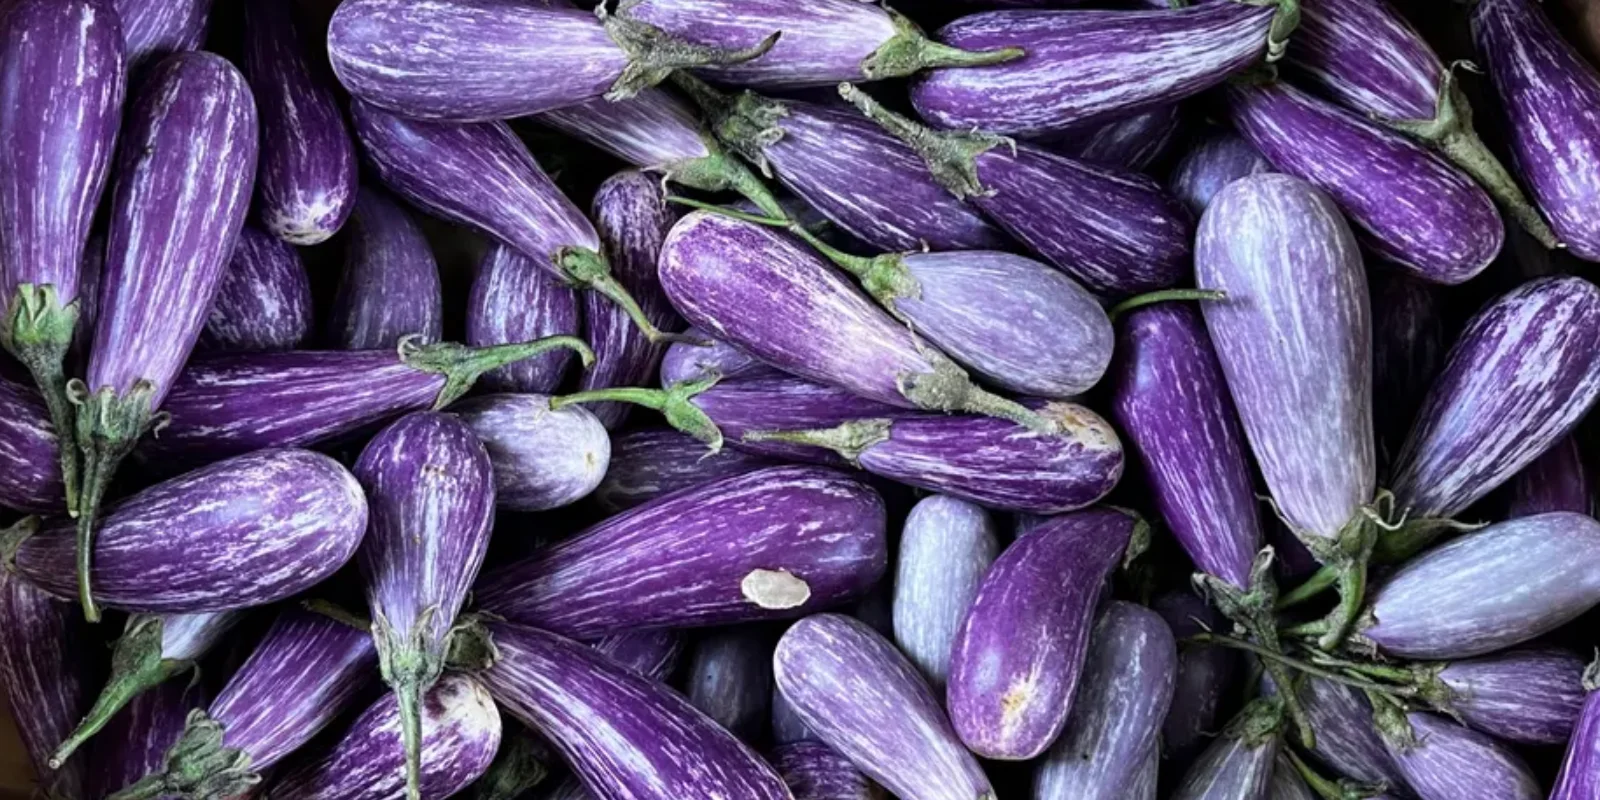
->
592;629;685;683
1506;434;1592;517
89;675;208;800
114;0;212;70
1045;104;1185;173
0;570;99;800
1552;660;1600;800
770;682;813;746
683;627;774;743
1168;702;1281;800
452;394;609;512
1424;648;1586;745
0;373;65;513
658;329;776;386
891;495;999;691
201;225;315;353
1268;752;1316;800
466;244;583;394
1168;128;1272;216
665;374;899;466
771;740;884;800
1383;712;1541;800
1153;593;1238;770
1371;268;1445;466
328;189;443;351
1279;676;1409;792
594;427;777;513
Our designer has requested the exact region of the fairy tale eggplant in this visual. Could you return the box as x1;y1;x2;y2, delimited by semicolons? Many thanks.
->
1552;660;1600;800
114;0;211;70
201;225;314;353
594;428;777;513
329;188;443;351
0;373;65;513
658;328;776;386
466;243;583;394
1153;593;1238;770
1383;712;1541;800
664;374;898;466
0;570;99;800
1507;434;1593;517
1045;104;1185;173
1423;648;1587;745
683;627;774;742
1168;128;1272;216
1169;701;1281;800
452;394;610;512
892;495;999;690
1371;268;1445;464
771;740;884;800
593;629;685;683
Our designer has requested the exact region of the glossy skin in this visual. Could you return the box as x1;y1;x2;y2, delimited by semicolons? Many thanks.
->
0;571;99;800
1506;434;1592;517
1552;685;1600;800
1438;648;1586;744
466;242;581;394
452;394;609;512
114;0;211;69
1286;677;1409;791
328;189;443;350
1370;269;1444;464
684;628;774;742
201;225;314;353
1167;129;1272;216
892;495;999;691
688;374;898;466
1385;713;1541;800
771;740;883;800
1286;0;1442;120
594;427;777;513
592;629;684;683
540;89;711;172
0;374;64;512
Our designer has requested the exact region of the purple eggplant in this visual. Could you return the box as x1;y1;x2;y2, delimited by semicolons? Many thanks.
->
594;427;777;513
661;374;899;466
11;449;367;614
1384;712;1540;800
89;675;207;800
592;629;685;683
1371;268;1445;465
355;411;497;800
1279;676;1409;792
683;627;774;742
1552;661;1600;800
771;740;883;800
945;508;1136;759
1154;593;1239;770
242;0;359;245
910;4;1292;136
1268;752;1316;800
201;225;315;353
658;328;776;386
1168;128;1272;216
1030;602;1176;799
466;243;583;394
891;495;999;691
774;613;994;800
770;682;813;746
1169;702;1281;800
451;394;609;512
114;0;211;70
1423;648;1586;745
1506;434;1592;517
0;570;99;800
1044;105;1184;173
0;373;65;513
266;674;501;800
475;465;887;638
1226;80;1501;285
329;189;443;351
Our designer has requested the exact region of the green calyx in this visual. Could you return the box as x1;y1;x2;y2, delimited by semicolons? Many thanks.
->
1;284;82;517
671;74;789;177
472;728;554;800
0;516;38;571
743;419;893;464
1266;0;1300;63
51;615;190;767
107;710;257;800
399;334;596;410
373;609;446;800
667;148;789;220
1226;695;1287;749
68;378;160;623
599;1;780;100
838;82;1009;201
444;615;500;673
1294;509;1381;652
556;247;692;345
553;374;724;453
898;354;1056;432
1284;747;1388;800
859;7;1024;80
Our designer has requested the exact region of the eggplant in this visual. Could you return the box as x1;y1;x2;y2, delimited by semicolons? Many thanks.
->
592;629;685;683
114;0;212;70
653;374;899;466
594;427;777;513
1423;648;1586;745
88;675;207;800
1168;128;1272;216
355;411;497;800
0;571;99;800
74;51;259;621
241;0;359;245
200;225;314;353
1153;593;1238;770
1383;712;1541;800
265;674;501;800
466;243;583;394
1169;702;1281;800
1278;676;1409;792
1046;104;1184;173
328;189;443;351
452;394;609;513
658;328;777;386
10;449;368;614
774;613;994;800
910;4;1293;136
891;495;999;691
770;682;813;746
1030;602;1176;799
1225;80;1501;285
1371;268;1445;466
1552;660;1600;800
0;373;65;513
683;627;774;742
1506;434;1592;517
474;465;888;638
1267;752;1316;800
771;740;882;800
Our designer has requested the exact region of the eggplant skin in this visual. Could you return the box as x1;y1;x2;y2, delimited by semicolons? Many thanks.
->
0;373;64;513
1167;129;1272;216
891;495;1000;691
452;394;610;512
659;328;776;386
114;0;212;70
683;627;774;743
1438;648;1586;745
328;188;443;351
0;571;99;800
1169;730;1277;800
1386;713;1542;800
200;225;314;353
1506;434;1593;518
594;427;777;514
466;242;582;394
771;740;884;800
1552;687;1600;800
89;675;204;799
591;629;685;684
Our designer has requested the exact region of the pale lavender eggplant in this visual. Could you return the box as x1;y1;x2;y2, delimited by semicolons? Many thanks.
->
0;373;64;513
0;571;98;800
1030;602;1176;800
945;508;1136;760
13;449;367;613
1283;677;1408;792
658;329;777;386
1168;128;1272;216
1552;668;1600;800
452;394;609;512
200;225;314;352
1046;104;1184;172
1388;276;1600;521
891;495;999;691
774;614;995;800
910;4;1284;136
1431;648;1586;744
1154;593;1238;769
328;188;443;351
683;374;899;465
242;0;359;245
771;740;883;800
1371;268;1444;463
770;683;813;745
477;622;790;800
1385;713;1541;800
592;629;685;683
265;674;501;800
1225;81;1501;285
1506;434;1592;517
684;628;774;742
466;243;582;394
474;466;887;638
594;427;778;513
1363;512;1600;659
114;0;211;69
1111;303;1260;588
1169;721;1278;800
88;676;206;800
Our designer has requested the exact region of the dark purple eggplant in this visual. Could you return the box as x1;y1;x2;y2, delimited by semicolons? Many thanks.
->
1506;434;1592;517
1384;712;1541;800
474;465;887;638
114;0;211;70
770;682;813;746
1422;648;1586;745
683;627;774;743
0;373;65;513
1168;701;1281;800
466;243;583;394
1278;676;1410;792
771;740;884;800
658;328;777;386
88;674;207;800
891;495;998;691
0;570;99;800
328;189;443;351
1044;104;1184;173
452;394;609;512
592;629;685;683
1168;128;1272;216
1153;593;1238;770
1371;268;1445;466
594;427;777;513
659;374;899;465
1552;660;1600;800
201;225;314;353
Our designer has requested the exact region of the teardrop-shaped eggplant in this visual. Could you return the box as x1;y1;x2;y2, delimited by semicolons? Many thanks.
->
1384;712;1541;800
201;225;314;353
466;243;583;394
891;495;998;691
1168;128;1272;216
328;189;443;351
452;394;609;512
1429;648;1586;745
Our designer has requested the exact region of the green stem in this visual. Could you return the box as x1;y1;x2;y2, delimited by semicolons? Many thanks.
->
50;616;190;767
556;247;692;345
599;4;780;99
859;8;1024;80
1191;633;1414;700
899;355;1055;432
553;375;724;451
0;516;38;570
838;82;1006;200
372;609;444;800
743;419;893;464
669;148;788;220
1300;651;1416;684
1277;564;1338;609
1;285;82;517
1285;747;1386;800
398;335;595;409
107;709;257;800
68;378;158;622
1299;513;1379;652
1107;288;1228;321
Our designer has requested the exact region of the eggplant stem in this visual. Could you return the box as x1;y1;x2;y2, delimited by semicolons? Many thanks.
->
556;247;692;345
670;73;787;178
1107;288;1228;321
860;8;1023;80
743;419;893;464
50;615;187;768
107;709;258;800
1;285;82;517
1277;564;1338;609
1285;746;1387;800
667;148;788;220
1192;632;1414;700
898;356;1055;432
399;335;595;409
838;82;1006;201
1300;650;1416;684
0;517;38;571
553;375;724;452
68;378;158;622
1298;513;1378;651
301;599;372;632
372;609;444;800
598;3;780;100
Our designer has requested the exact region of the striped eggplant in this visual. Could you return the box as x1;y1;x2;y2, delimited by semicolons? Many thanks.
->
474;466;887;638
328;189;443;351
946;508;1137;759
242;0;359;245
1506;434;1592;517
355;411;496;800
774;614;995;800
592;629;685;683
114;0;211;70
1383;712;1541;800
770;682;813;746
1045;104;1184;173
1030;602;1176;800
466;243;582;394
0;0;124;525
1267;752;1316;800
468;723;555;800
1168;128;1272;216
1226;80;1501;285
1362;512;1600;659
350;101;675;343
594;427;777;513
10;449;367;614
842;85;1193;297
1153;593;1238;769
109;607;379;800
452;394;609;512
1111;303;1260;589
1277;676;1409;792
470;622;790;800
265;674;501;800
200;225;314;353
1552;661;1600;800
1371;268;1444;465
88;675;207;800
1474;0;1600;261
658;329;777;386
0;373;65;513
74;51;259;621
771;740;883;800
1421;648;1586;744
909;3;1294;136
683;627;774;742
891;495;999;691
0;570;99;800
1169;702;1281;800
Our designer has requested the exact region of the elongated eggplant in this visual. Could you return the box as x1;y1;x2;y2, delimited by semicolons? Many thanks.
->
452;394;609;512
1154;593;1238;770
1277;676;1409;792
1506;434;1592;517
774;613;994;800
911;3;1292;136
1371;268;1444;465
0;373;65;513
594;427;777;513
1168;128;1272;216
592;629;685;683
0;570;99;800
329;189;443;351
242;0;358;245
684;627;774;742
466;244;583;394
201;225;314;353
1384;712;1541;800
1046;104;1184;173
89;675;207;800
892;495;998;691
1169;702;1280;800
1552;660;1600;800
475;466;887;638
669;374;899;465
265;674;501;800
658;329;776;386
771;740;883;800
946;508;1136;759
114;0;212;69
1423;648;1586;745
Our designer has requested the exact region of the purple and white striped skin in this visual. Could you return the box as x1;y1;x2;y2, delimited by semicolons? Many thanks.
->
1427;648;1586;745
774;614;995;800
451;394;610;512
1225;81;1502;285
265;674;501;800
1552;662;1600;800
594;427;778;513
354;411;496;800
466;243;582;394
679;374;900;466
1363;512;1600;659
13;449;368;614
945;508;1135;760
1272;676;1409;793
1167;129;1272;216
683;627;774;742
771;740;884;800
1384;713;1541;800
1506;434;1592;517
659;328;777;386
1168;709;1279;800
475;622;790;800
909;4;1287;137
1474;0;1600;261
1030;602;1176;800
891;495;999;691
113;0;211;70
0;373;64;513
88;676;206;800
592;629;685;683
1387;276;1600;524
474;466;888;639
200;225;315;353
1153;593;1238;770
0;571;98;800
1371;268;1444;465
241;0;358;245
1111;303;1260;589
1044;104;1185;173
328;189;443;351
1267;753;1316;800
